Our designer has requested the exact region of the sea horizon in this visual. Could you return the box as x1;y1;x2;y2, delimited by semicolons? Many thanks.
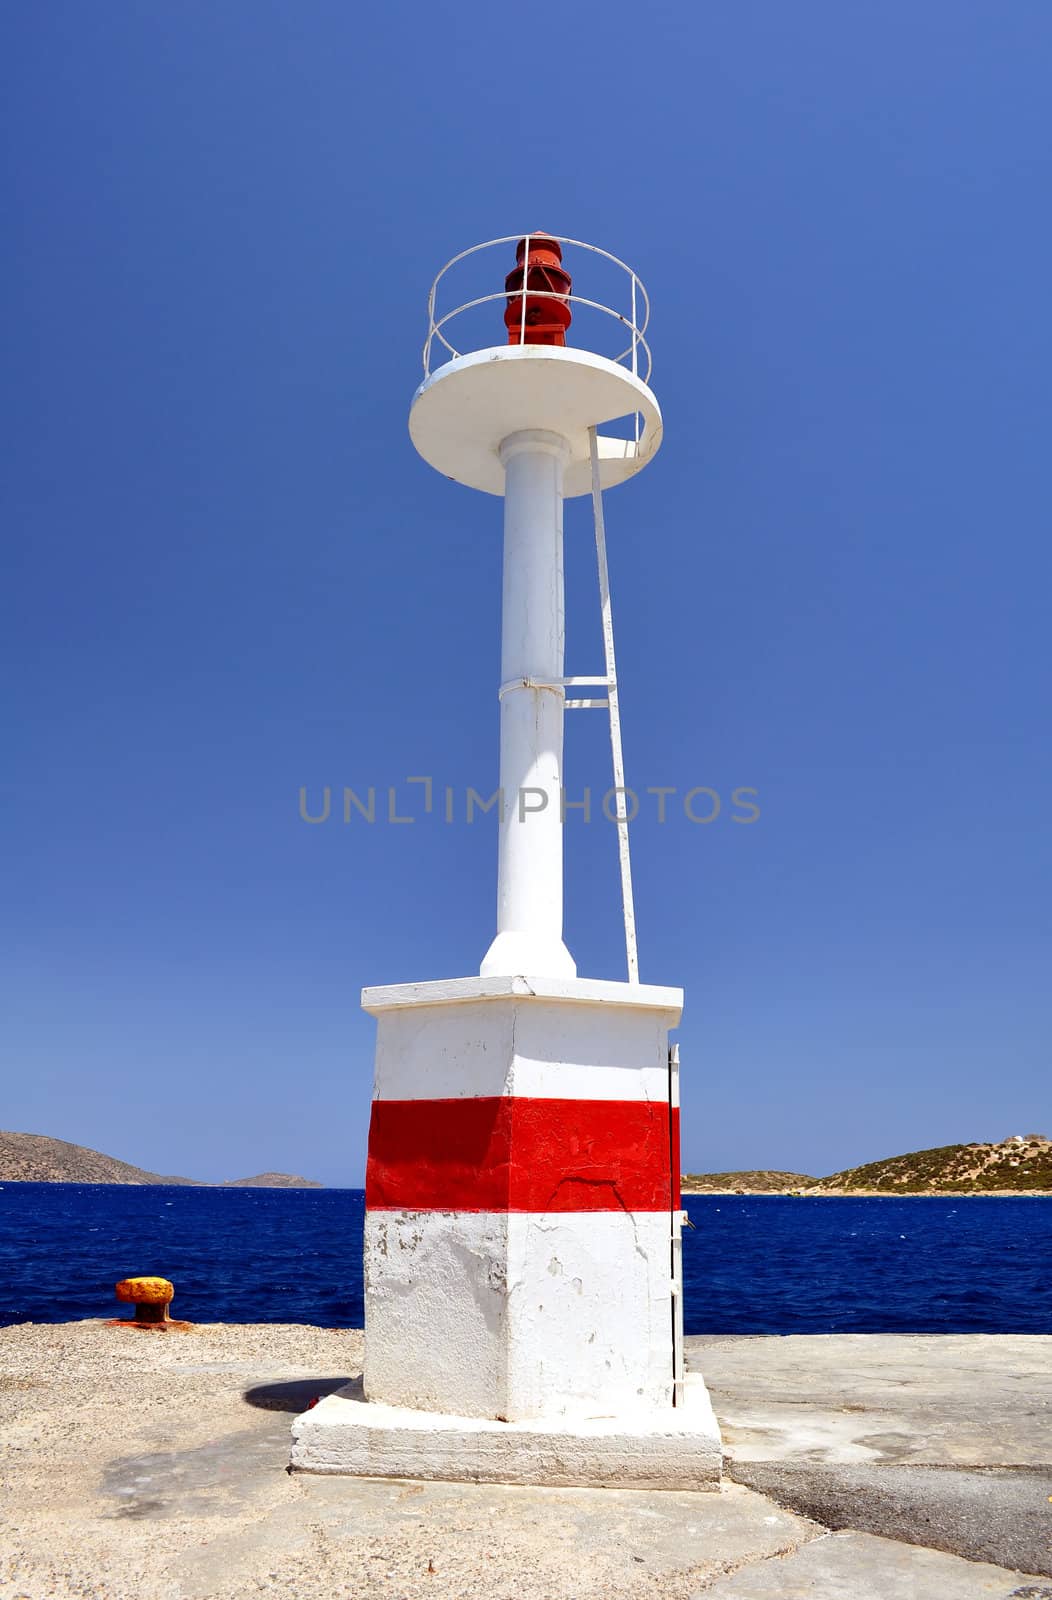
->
2;1183;1049;1337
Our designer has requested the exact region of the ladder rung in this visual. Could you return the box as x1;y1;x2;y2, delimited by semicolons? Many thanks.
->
566;698;609;710
498;674;612;699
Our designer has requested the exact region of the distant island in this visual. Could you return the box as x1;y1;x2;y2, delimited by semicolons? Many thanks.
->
683;1170;815;1194
223;1172;322;1189
683;1135;1052;1195
0;1131;322;1188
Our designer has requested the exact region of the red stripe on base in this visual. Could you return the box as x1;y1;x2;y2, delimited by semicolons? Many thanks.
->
366;1096;674;1213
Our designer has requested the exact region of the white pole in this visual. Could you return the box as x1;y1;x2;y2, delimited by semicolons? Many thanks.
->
480;430;577;980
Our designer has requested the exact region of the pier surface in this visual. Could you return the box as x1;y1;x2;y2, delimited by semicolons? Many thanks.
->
0;1322;1048;1599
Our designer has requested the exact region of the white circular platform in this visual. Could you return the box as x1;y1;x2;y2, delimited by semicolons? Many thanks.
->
408;345;663;499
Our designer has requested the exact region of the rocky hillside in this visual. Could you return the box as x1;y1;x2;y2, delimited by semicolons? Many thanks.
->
812;1136;1052;1193
223;1173;323;1188
0;1131;195;1185
682;1170;815;1193
0;1133;323;1188
682;1137;1052;1194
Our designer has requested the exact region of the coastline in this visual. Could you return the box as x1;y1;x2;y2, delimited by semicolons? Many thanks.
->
3;1178;1050;1197
681;1188;1052;1198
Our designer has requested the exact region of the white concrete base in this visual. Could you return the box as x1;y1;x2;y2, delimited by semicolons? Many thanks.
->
361;975;685;1422
290;1372;722;1490
364;1210;676;1419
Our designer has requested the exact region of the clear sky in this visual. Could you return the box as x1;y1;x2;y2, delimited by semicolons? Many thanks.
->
2;3;1049;1186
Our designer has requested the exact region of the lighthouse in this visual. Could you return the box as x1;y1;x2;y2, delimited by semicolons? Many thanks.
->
292;234;722;1487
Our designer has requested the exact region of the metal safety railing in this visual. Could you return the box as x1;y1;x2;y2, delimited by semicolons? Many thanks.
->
422;233;653;385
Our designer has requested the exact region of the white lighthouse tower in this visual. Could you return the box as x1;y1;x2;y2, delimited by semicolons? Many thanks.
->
292;234;722;1487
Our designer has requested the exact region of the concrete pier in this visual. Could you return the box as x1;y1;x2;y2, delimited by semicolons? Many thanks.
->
1;1321;1049;1598
692;1332;1052;1584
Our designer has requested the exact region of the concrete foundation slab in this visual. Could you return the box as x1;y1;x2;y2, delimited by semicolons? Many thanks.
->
690;1333;1052;1466
728;1462;1052;1578
7;1322;1052;1600
690;1333;1052;1578
691;1530;1052;1599
290;1371;722;1488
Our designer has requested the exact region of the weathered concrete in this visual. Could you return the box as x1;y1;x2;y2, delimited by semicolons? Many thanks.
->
362;978;685;1428
727;1463;1052;1579
4;1322;1050;1599
291;1371;722;1488
691;1334;1052;1466
692;1530;1052;1598
691;1334;1052;1576
0;1322;803;1600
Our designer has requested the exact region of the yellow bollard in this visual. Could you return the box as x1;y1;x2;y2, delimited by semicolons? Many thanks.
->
113;1276;188;1330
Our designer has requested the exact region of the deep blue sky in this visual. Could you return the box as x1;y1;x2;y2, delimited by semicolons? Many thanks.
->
3;3;1049;1186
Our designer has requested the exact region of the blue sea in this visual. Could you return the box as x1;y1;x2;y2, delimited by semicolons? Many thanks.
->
1;1185;1049;1334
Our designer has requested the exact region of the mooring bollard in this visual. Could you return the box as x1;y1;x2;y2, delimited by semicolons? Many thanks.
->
114;1276;177;1327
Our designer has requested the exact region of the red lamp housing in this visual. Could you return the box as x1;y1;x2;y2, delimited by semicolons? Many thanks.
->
504;233;573;347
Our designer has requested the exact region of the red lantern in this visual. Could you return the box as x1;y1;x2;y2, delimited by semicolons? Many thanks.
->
504;233;573;347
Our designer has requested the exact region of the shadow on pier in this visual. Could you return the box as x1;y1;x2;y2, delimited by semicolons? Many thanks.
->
242;1376;353;1413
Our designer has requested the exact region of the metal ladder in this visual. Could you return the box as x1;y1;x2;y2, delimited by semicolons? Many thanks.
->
571;452;688;1403
561;426;639;985
669;1041;686;1405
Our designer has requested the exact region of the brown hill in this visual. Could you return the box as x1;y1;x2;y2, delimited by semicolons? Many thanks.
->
682;1170;815;1193
811;1135;1052;1193
0;1131;196;1185
0;1134;323;1189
